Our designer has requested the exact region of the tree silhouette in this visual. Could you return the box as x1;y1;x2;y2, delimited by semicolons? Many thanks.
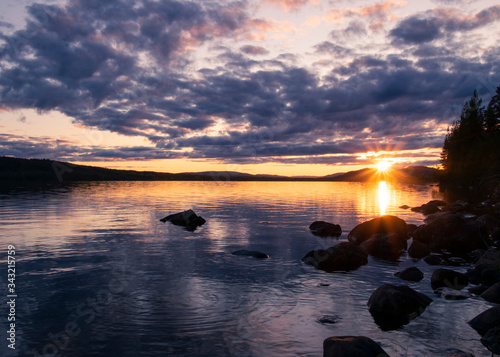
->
441;86;500;189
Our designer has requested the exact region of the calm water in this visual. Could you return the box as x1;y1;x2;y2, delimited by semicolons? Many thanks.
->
0;181;493;356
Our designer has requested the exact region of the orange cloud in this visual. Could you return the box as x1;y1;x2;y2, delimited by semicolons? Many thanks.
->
264;0;318;12
325;1;406;30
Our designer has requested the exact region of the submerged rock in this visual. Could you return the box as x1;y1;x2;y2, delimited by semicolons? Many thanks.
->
323;336;389;357
309;221;342;237
394;267;424;282
431;268;469;290
424;255;447;266
160;209;206;229
317;315;341;325
231;250;269;259
434;287;472;300
302;242;368;272
367;284;432;330
348;215;408;245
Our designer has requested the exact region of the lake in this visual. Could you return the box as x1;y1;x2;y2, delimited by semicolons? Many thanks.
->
0;181;493;356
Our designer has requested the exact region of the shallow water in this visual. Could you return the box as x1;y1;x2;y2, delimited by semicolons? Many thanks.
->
0;181;494;356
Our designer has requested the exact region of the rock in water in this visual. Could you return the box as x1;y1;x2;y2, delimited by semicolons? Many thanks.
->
468;306;500;336
160;209;206;229
309;221;342;237
323;336;389;357
231;250;269;259
431;269;469;290
348;215;408;245
302;242;368;272
360;233;407;261
481;327;500;355
394;267;424;282
480;282;500;303
367;284;432;330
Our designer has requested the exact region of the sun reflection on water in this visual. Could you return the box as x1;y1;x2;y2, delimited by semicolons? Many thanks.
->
378;181;389;215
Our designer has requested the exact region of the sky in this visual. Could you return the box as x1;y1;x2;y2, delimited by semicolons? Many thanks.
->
0;0;499;176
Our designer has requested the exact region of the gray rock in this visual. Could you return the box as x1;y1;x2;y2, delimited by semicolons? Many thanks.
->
481;327;500;354
323;336;389;357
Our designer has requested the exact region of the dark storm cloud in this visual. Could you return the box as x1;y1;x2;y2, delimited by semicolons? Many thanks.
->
0;0;499;167
390;5;500;45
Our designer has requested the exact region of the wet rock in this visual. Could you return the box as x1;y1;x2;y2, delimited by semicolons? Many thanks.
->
481;282;500;303
232;250;269;259
413;213;488;256
444;256;470;266
399;205;410;209
431;268;469;290
424;255;447;266
468;306;500;336
468;249;486;263
348;215;408;245
475;250;500;275
434;287;472;300
407;224;418;237
408;240;431;259
468;285;489;295
476;214;500;236
323;336;389;357
309;221;342;237
481;327;500;355
394;267;424;282
302;242;368;272
481;268;499;286
412;202;441;215
160;209;206;229
367;284;432;330
360;233;407;261
465;268;481;285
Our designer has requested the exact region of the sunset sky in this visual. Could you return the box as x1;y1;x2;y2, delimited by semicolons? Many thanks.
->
1;0;499;176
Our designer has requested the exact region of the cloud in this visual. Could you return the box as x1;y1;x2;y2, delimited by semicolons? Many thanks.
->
390;5;500;44
240;45;269;55
325;1;405;30
264;0;317;12
0;0;499;169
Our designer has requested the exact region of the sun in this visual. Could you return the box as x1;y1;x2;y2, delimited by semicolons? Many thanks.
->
376;160;392;172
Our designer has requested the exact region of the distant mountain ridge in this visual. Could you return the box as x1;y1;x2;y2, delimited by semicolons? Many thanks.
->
0;156;441;183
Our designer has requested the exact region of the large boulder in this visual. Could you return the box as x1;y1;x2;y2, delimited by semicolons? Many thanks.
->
323;336;389;357
367;284;432;330
481;327;500;355
430;268;469;290
468;306;500;336
394;267;424;282
360;233;407;261
309;221;342;237
413;212;488;256
160;209;206;229
481;282;500;303
475;249;500;275
302;242;368;272
348;215;407;246
408;240;431;259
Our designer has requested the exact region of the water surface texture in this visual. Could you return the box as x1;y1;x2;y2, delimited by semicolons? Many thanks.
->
0;181;493;356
